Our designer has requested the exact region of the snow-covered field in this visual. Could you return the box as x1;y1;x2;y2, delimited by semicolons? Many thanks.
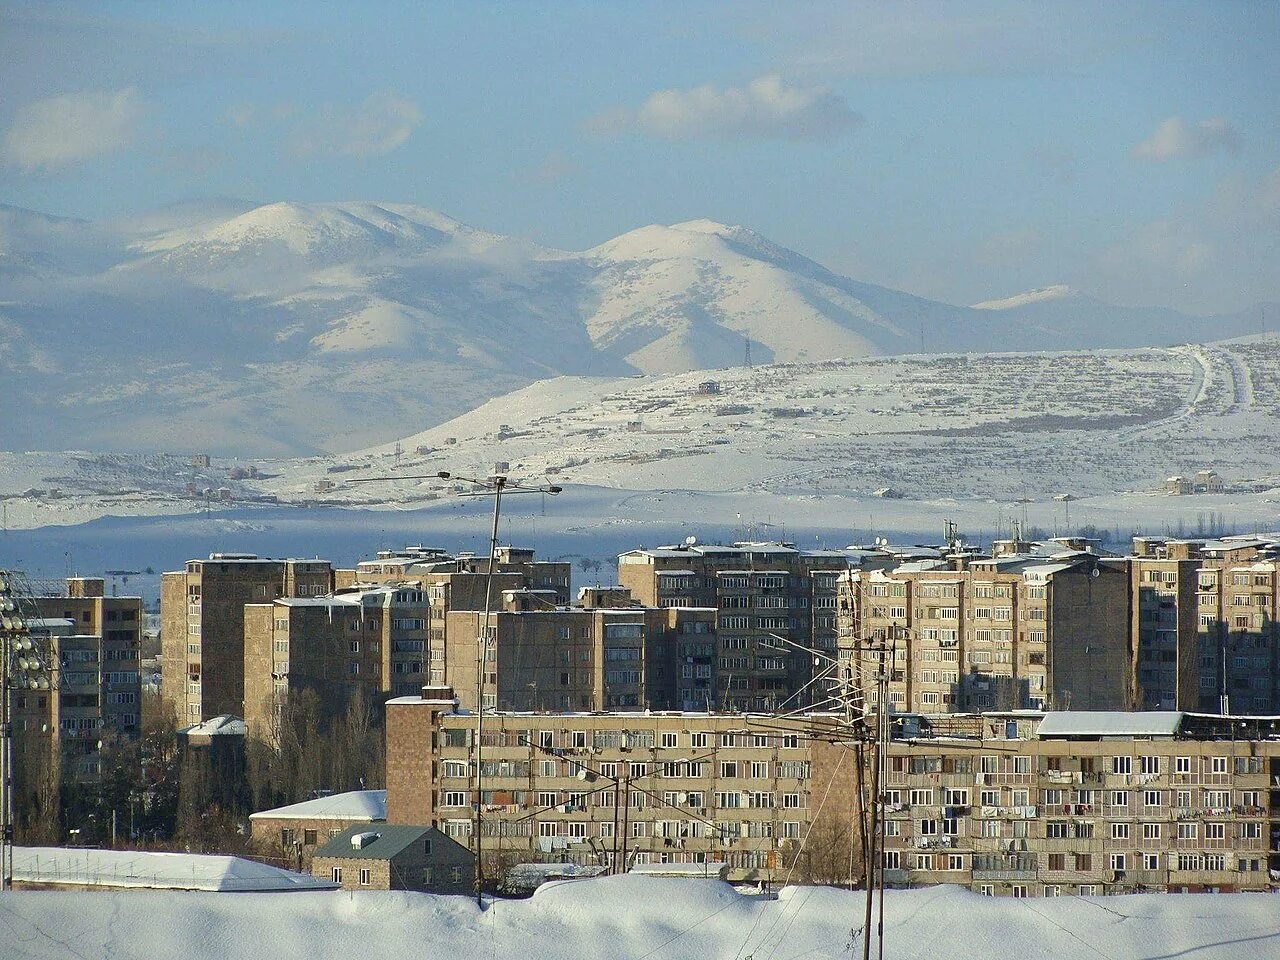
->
3;337;1279;534
2;877;1276;960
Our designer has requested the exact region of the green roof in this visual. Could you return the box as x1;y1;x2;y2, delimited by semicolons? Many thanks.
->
313;824;450;861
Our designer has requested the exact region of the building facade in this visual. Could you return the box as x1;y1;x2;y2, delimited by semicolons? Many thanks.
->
34;577;144;740
242;584;429;742
160;554;332;723
618;542;863;711
1130;536;1280;714
384;696;1280;896
441;589;717;712
837;549;1131;714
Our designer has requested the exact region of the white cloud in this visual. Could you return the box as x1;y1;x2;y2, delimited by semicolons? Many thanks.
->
1;87;143;170
289;91;423;158
1132;117;1240;162
590;75;860;142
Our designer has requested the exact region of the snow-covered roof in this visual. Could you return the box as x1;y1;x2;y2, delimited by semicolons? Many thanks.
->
630;862;729;879
894;560;948;573
12;846;337;892
1037;712;1184;738
26;617;75;630
507;862;605;882
249;790;387;822
179;715;246;737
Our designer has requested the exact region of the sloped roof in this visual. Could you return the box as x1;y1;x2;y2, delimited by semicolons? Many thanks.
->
249;790;387;822
178;715;246;736
313;824;462;861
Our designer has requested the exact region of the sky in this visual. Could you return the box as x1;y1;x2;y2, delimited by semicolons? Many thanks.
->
1;0;1277;315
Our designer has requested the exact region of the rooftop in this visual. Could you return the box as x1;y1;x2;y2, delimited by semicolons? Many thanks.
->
313;824;450;861
1036;712;1185;738
179;715;246;737
249;790;387;823
13;846;336;892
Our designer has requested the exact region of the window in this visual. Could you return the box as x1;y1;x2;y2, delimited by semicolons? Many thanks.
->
359;868;371;886
332;867;343;883
1111;756;1132;775
1175;756;1191;774
661;732;678;748
1110;853;1126;872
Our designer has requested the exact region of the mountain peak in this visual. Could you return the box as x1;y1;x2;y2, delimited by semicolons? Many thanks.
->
970;284;1076;311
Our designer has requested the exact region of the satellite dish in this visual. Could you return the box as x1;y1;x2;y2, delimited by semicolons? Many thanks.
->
685;536;698;546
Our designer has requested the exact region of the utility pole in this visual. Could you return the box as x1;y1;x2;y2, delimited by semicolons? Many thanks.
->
347;469;561;907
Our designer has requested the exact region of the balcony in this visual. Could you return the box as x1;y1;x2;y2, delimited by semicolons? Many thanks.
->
971;868;1037;881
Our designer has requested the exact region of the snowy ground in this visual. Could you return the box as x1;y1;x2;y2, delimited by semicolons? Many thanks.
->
1;876;1277;960
4;339;1279;535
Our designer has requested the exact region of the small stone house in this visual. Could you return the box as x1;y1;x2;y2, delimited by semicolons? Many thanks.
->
311;824;473;894
249;789;386;872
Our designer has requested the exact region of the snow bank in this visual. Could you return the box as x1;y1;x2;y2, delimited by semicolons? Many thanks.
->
2;875;1276;960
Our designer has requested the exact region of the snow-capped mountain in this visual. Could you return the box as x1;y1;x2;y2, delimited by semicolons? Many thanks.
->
0;200;1268;456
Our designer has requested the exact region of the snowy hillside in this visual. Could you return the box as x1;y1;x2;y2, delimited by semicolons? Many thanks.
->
3;876;1277;960
4;337;1279;538
1;199;1271;456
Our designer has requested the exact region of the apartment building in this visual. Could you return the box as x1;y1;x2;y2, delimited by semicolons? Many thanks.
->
241;583;430;742
335;545;571;687
386;695;814;880
34;577;143;739
618;542;867;711
384;696;1280;895
336;545;571;605
837;549;1131;714
1130;536;1280;713
442;586;718;712
160;554;332;723
17;618;106;785
848;710;1280;896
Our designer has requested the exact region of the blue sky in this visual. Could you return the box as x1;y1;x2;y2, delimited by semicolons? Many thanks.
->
2;0;1277;314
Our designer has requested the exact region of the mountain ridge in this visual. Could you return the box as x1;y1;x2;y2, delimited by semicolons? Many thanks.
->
0;199;1268;456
